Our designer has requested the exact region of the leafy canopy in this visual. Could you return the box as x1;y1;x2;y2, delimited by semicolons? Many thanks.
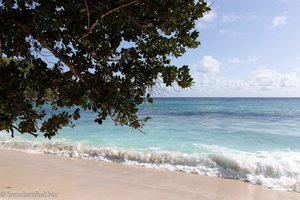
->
0;0;210;138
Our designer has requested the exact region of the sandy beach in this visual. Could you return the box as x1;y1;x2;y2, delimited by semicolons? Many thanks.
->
0;149;299;200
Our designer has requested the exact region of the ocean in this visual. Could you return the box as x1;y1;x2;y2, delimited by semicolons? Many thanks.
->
1;98;300;192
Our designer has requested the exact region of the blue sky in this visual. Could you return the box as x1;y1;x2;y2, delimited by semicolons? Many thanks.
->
166;0;300;97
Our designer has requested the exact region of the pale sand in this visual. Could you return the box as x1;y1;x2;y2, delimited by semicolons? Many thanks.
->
0;149;299;200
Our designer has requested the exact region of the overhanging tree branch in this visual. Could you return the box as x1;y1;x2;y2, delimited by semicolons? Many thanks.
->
37;38;103;98
80;0;139;40
38;39;87;85
13;22;95;95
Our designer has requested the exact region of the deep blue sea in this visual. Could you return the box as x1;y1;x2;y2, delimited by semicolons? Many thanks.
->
1;98;300;192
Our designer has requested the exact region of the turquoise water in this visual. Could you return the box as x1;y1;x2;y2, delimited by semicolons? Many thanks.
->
1;98;300;192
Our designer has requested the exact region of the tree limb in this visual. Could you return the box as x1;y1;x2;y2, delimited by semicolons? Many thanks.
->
37;38;103;98
80;0;139;40
13;21;99;96
38;39;87;85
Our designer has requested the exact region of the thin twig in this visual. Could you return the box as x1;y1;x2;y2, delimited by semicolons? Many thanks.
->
203;1;215;16
207;1;215;8
137;128;146;135
0;37;2;64
84;0;90;28
130;18;159;36
80;0;139;40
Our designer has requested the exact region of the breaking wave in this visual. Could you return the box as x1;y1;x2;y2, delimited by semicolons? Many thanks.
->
1;136;300;193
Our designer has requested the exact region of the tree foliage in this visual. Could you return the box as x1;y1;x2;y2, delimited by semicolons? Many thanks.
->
0;0;210;138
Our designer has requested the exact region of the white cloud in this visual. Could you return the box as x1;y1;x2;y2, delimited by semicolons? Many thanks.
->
280;73;300;87
192;74;250;92
228;58;243;64
249;14;259;20
190;64;300;94
197;11;258;30
228;56;258;65
218;29;237;36
271;15;289;28
221;13;241;23
251;69;300;90
282;0;300;2
188;54;300;95
197;10;218;29
248;56;259;63
221;13;259;23
195;55;221;75
203;10;218;23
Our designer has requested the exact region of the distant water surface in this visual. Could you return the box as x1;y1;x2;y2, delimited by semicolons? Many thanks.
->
1;98;300;192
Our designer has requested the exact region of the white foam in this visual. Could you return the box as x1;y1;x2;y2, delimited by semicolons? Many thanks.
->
1;136;299;193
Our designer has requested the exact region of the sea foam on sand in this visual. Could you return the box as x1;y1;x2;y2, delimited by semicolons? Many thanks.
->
0;148;300;200
1;136;300;193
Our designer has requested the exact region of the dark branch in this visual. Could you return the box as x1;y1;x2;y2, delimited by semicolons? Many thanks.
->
130;18;159;36
0;37;2;64
37;38;102;98
84;0;90;28
80;0;139;40
38;39;87;84
11;125;38;138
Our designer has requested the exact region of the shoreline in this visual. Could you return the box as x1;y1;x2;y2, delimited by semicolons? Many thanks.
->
0;149;299;200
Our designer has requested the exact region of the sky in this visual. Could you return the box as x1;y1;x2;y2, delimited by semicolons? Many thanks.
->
165;0;300;97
